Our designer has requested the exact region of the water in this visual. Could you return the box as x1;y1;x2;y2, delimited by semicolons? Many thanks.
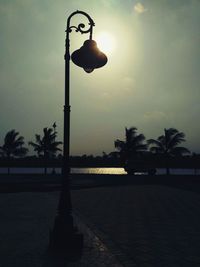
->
0;167;126;175
0;167;199;175
72;167;127;175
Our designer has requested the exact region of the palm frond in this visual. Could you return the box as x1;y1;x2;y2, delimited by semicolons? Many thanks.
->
147;138;165;153
1;130;27;158
114;139;125;151
115;127;147;161
170;146;190;156
132;134;146;145
147;139;161;146
125;127;137;143
149;146;163;154
133;143;148;152
168;132;185;149
149;128;188;157
14;147;28;157
29;126;62;158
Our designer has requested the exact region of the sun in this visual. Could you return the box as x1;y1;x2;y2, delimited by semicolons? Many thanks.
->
95;31;116;55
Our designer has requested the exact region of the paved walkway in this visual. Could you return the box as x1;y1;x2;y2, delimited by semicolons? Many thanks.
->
72;184;200;267
1;183;200;266
0;191;122;267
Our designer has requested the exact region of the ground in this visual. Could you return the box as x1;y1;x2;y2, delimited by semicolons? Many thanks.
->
1;176;200;266
72;184;200;266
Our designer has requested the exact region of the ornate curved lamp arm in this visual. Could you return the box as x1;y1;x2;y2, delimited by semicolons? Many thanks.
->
66;10;95;40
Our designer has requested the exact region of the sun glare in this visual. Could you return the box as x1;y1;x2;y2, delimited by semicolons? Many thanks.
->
96;31;116;55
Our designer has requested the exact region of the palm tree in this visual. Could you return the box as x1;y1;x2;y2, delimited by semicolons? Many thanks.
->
0;129;28;174
114;127;147;163
147;128;190;175
29;127;62;174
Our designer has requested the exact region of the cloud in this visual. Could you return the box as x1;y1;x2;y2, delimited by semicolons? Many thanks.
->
134;2;147;14
143;111;169;122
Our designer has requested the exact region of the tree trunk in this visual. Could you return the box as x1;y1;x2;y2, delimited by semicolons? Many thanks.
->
165;154;170;175
44;150;48;175
166;166;170;175
7;154;11;174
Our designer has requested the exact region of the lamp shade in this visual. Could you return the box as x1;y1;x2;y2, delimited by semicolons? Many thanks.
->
71;40;107;73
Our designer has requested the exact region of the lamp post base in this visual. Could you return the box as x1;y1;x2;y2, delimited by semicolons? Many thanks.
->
49;213;83;259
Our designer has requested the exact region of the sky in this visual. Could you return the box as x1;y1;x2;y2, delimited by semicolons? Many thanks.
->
0;0;200;155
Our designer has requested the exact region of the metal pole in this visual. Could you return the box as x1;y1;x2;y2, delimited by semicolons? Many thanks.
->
49;10;95;255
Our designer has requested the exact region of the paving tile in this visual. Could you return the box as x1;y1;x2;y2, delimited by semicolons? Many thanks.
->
72;184;200;266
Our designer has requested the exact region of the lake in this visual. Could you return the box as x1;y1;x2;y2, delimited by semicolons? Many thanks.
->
0;167;199;175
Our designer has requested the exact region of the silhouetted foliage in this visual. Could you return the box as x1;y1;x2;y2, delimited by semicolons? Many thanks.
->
0;129;28;174
108;151;120;160
29;126;62;174
102;151;108;159
0;130;28;158
114;127;147;163
147;128;190;174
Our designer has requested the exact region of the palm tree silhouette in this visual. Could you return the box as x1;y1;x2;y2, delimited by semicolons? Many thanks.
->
29;127;62;174
0;129;28;174
114;127;147;163
147;128;190;175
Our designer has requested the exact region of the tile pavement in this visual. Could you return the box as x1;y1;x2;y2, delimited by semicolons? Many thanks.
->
72;184;200;266
1;182;200;266
0;191;123;267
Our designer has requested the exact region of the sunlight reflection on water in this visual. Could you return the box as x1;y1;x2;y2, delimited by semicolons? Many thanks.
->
72;167;127;175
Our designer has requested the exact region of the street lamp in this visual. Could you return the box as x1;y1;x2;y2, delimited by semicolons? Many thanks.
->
49;11;107;255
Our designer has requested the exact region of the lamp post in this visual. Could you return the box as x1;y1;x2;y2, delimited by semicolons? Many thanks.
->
49;11;107;255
